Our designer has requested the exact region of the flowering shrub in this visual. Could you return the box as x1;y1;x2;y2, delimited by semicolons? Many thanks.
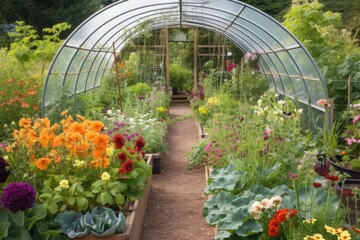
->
339;102;360;170
2;111;151;213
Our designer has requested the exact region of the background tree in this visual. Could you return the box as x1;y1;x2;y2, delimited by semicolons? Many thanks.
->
0;0;100;38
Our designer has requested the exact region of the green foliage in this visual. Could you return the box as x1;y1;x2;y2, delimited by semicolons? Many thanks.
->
0;204;61;240
128;82;151;97
169;63;193;91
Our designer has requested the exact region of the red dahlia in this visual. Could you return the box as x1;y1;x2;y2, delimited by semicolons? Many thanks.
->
116;152;127;163
119;160;134;174
113;133;125;149
135;136;145;152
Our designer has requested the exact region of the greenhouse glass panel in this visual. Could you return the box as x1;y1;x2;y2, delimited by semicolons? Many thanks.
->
68;0;178;47
182;5;236;21
86;52;107;90
292;78;308;103
241;7;298;48
267;53;288;76
76;51;99;93
43;74;64;107
267;75;275;89
65;50;88;92
288;49;321;80
230;26;264;51
304;79;327;106
50;47;77;77
230;24;270;51
280;76;295;97
276;51;301;76
235;18;281;50
272;76;285;94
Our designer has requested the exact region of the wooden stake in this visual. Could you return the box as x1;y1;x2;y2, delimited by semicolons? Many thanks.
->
193;28;198;88
348;74;353;111
165;28;170;94
112;42;123;113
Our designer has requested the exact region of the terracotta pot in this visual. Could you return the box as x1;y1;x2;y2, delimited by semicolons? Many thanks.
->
328;156;360;179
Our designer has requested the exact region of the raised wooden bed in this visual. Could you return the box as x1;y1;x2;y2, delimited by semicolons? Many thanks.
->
196;121;208;139
75;155;153;240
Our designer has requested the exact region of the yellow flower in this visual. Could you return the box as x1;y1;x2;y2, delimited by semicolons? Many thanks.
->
303;219;317;224
198;106;208;114
207;97;220;106
325;225;337;235
339;230;351;240
304;234;325;240
101;172;111;181
73;159;85;167
156;107;167;113
59;179;69;190
106;147;115;157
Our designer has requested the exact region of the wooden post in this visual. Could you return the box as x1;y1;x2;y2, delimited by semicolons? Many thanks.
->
329;98;334;127
193;28;198;88
237;58;244;99
165;28;170;94
112;42;123;113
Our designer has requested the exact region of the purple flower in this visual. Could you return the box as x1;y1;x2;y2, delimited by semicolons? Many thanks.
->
205;145;211;152
114;121;121;127
0;156;10;183
1;182;36;213
245;52;252;62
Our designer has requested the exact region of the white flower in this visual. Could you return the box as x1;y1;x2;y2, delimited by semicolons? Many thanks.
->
277;100;285;105
107;109;113;115
270;196;282;209
101;172;111;181
59;179;70;190
297;108;303;114
260;198;272;209
250;201;264;220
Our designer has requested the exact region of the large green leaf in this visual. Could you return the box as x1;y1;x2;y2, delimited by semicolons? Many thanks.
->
24;204;47;230
205;164;245;195
203;191;236;225
0;222;11;239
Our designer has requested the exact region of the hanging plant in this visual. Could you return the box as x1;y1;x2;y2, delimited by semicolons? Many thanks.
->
244;51;260;70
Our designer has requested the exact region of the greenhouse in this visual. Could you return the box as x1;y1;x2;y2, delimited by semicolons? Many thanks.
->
42;0;328;115
1;0;360;239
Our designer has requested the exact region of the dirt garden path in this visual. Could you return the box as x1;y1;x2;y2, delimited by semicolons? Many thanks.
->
141;104;214;240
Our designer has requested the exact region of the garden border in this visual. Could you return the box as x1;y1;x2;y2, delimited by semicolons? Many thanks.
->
76;155;153;240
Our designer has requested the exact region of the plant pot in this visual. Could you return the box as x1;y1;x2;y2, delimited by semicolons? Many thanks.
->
152;157;161;174
336;179;360;226
328;156;360;179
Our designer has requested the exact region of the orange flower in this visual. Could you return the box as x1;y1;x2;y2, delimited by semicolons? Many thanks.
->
85;131;96;141
341;151;347;155
39;129;51;147
70;132;82;141
51;123;60;131
21;101;29;108
61;110;68;116
27;129;37;145
316;99;330;108
40;118;51;128
75;114;85;121
19;118;32;127
90;121;104;132
92;146;107;159
32;104;39;111
0;91;5;95
27;90;37;95
90;157;109;168
53;135;64;147
93;134;109;148
35;157;51;170
70;122;85;135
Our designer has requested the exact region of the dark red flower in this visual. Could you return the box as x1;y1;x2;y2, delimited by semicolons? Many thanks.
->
119;160;134;174
135;136;145;152
343;189;355;197
289;209;297;218
116;152;127;163
325;174;339;181
113;134;126;149
313;182;322;188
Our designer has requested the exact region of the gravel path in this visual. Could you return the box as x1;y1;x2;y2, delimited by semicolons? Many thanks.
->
141;104;214;240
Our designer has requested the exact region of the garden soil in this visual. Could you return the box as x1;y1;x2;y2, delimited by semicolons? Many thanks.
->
141;104;214;240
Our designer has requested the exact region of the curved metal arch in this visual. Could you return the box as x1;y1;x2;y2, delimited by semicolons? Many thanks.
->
42;0;329;116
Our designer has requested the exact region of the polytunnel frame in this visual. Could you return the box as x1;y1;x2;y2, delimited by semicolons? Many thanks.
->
42;0;329;117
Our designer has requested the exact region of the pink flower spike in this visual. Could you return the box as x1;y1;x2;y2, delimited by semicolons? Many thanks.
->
352;115;360;125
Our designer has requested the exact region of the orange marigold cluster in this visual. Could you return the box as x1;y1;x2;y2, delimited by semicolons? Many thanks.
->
6;114;110;171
